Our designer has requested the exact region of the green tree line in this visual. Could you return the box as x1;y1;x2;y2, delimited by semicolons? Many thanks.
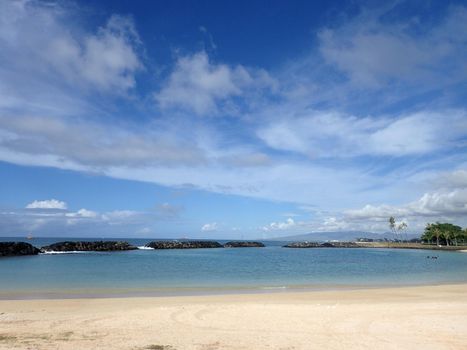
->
421;222;467;246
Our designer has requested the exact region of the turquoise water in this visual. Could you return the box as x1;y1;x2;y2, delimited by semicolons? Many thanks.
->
1;237;467;298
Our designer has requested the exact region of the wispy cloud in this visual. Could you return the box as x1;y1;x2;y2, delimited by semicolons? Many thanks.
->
0;115;209;168
318;5;467;88
2;202;153;236
257;110;467;157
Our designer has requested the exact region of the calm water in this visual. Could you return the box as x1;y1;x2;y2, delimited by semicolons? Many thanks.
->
1;237;467;298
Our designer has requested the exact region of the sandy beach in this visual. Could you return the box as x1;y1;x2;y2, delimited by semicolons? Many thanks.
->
0;284;466;350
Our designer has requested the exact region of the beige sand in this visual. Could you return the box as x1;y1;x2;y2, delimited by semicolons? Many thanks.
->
1;284;466;350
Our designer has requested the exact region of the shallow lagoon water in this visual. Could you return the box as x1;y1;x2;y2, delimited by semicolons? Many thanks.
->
1;238;466;298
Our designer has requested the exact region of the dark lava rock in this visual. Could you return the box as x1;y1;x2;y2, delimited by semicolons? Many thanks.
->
0;242;40;257
283;241;360;248
328;242;360;248
224;241;265;248
283;242;321;248
40;241;138;252
145;240;223;249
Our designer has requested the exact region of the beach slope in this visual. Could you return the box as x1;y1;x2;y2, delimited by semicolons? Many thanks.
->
1;284;466;350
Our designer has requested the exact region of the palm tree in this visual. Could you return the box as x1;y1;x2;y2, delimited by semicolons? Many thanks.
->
389;216;396;242
444;230;450;246
433;227;441;246
397;222;408;242
453;229;459;246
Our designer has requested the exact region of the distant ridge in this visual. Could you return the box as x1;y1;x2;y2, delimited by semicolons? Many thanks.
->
269;231;419;242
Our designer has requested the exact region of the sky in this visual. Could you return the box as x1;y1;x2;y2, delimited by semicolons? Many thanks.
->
0;0;466;238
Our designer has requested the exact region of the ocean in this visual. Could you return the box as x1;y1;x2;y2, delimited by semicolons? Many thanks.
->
1;237;467;299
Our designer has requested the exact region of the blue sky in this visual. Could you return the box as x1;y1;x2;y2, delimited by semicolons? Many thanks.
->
0;0;466;238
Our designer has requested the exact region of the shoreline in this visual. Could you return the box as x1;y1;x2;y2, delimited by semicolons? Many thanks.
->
3;238;467;259
2;279;467;301
1;283;466;349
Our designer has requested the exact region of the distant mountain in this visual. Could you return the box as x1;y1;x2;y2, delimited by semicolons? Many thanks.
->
269;231;419;242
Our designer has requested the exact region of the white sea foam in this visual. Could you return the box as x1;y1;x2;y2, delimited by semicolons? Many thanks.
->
260;286;288;290
137;246;154;250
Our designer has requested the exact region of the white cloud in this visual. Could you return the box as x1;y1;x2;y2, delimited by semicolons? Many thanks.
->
201;222;218;231
260;171;467;234
433;170;467;190
220;152;272;168
65;208;98;218
65;208;98;226
0;109;407;208
346;189;467;220
0;1;143;94
328;186;467;233
257;109;467;157
102;210;140;220
262;218;297;231
26;199;67;210
107;160;390;209
0;115;206;167
318;6;467;87
155;51;276;115
1;204;156;236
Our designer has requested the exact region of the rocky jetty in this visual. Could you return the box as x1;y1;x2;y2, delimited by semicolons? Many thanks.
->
326;242;360;248
283;241;360;248
40;241;138;252
283;242;321;248
0;242;40;257
224;241;265;248
145;240;223;249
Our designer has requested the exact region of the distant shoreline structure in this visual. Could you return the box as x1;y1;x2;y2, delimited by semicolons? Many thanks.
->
2;239;467;257
283;241;467;251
